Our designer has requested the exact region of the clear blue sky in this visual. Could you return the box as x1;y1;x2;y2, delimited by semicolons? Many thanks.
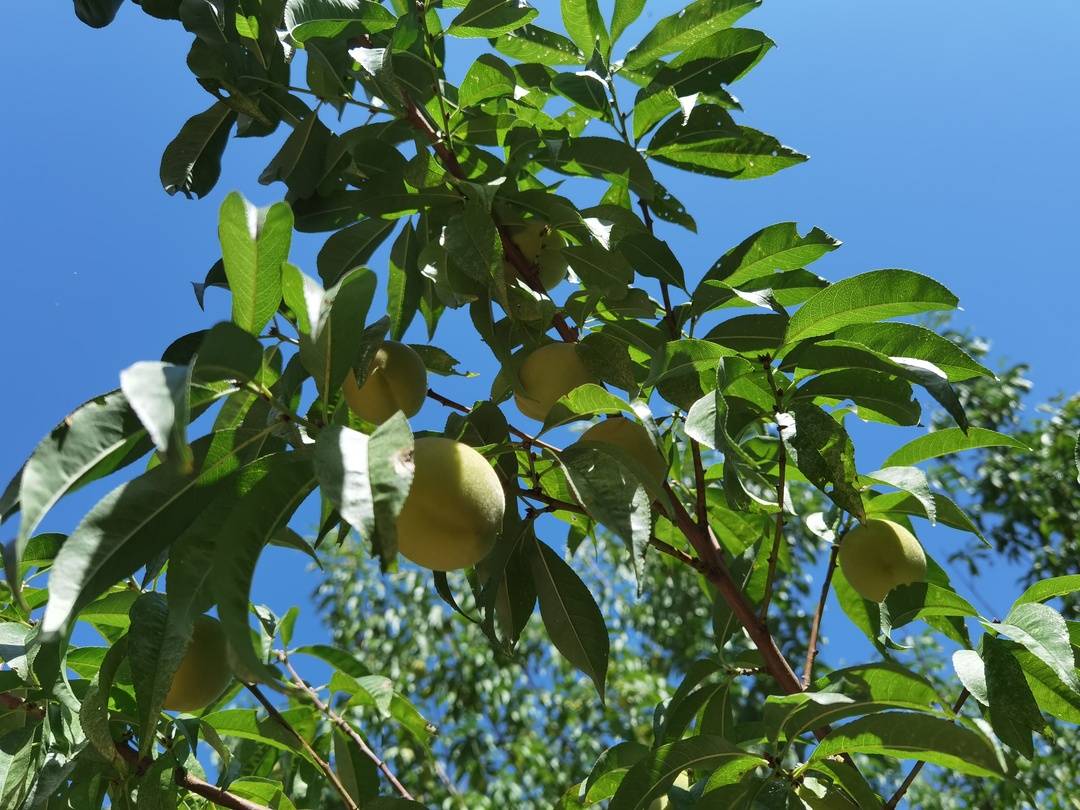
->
2;2;1078;685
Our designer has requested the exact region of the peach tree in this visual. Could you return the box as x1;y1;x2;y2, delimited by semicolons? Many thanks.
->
1;0;1077;807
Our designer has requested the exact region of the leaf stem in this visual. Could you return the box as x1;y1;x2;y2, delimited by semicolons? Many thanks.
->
801;541;841;688
426;388;561;454
245;683;360;810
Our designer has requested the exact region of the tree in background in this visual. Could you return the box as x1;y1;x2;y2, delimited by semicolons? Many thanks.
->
0;1;1077;809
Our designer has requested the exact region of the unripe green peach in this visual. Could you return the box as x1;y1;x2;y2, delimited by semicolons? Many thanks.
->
514;343;595;422
163;615;234;713
503;221;569;291
343;341;428;425
396;437;506;571
579;416;668;487
838;518;928;602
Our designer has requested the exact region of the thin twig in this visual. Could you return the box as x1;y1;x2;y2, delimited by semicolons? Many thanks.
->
278;655;416;801
801;542;841;688
883;689;971;809
245;684;360;810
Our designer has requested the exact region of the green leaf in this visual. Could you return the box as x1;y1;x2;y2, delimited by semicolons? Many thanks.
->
128;592;192;756
160;101;236;199
622;0;759;69
784;269;959;346
119;362;194;470
834;323;993;382
460;54;517;107
537;136;654;200
39;428;263;639
203;707;319;762
444;199;501;282
218;192;293;336
564;243;634;299
288;265;378;398
333;729;379;804
212;453;316;685
258;107;333;199
558;441;653;590
543;384;634;431
986;602;1080;693
1016;647;1080;724
193;322;265;383
983;634;1045;759
448;0;538;38
366;413;415;567
782;404;865;521
316;219;396;286
79;635;127;769
617;232;686;289
810;712;1002;777
529;536;609;701
861;466;935;523
283;0;396;44
315;426;381;547
609;735;765;810
12;390;150;581
796;369;920;427
387;221;422;341
1013;575;1080;608
493;24;584;65
865;490;984;543
562;0;609;56
881;582;978;631
609;0;645;45
552;71;611;119
685;360;758;466
952;649;989;705
647;105;806;180
703;222;840;289
882;427;1028;467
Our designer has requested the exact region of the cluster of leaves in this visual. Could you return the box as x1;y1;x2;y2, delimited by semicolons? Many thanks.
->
0;0;1076;807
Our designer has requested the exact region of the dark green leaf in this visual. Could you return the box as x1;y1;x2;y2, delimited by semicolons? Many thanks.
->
388;221;422;341
529;536;609;701
129;592;192;756
316;219;396;286
622;0;759;69
782;404;864;521
617;232;686;289
810;712;1002;778
460;54;517;107
160;102;236;199
986;602;1080;693
647;104;805;179
213;453;316;684
983;634;1045;759
493;24;584;65
284;0;396;44
834;323;993;382
703;222;840;289
796;369;920;427
366;413;415;567
609;735;765;810
564;243;634;299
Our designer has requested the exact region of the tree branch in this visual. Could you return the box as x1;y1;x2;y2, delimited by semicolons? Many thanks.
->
277;654;416;802
427;388;562;454
401;92;578;342
245;684;360;810
801;541;840;688
691;441;708;528
883;689;971;809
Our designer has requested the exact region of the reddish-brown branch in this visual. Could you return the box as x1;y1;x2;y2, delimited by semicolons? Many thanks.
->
402;93;578;342
883;689;971;809
802;542;841;688
278;654;416;802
